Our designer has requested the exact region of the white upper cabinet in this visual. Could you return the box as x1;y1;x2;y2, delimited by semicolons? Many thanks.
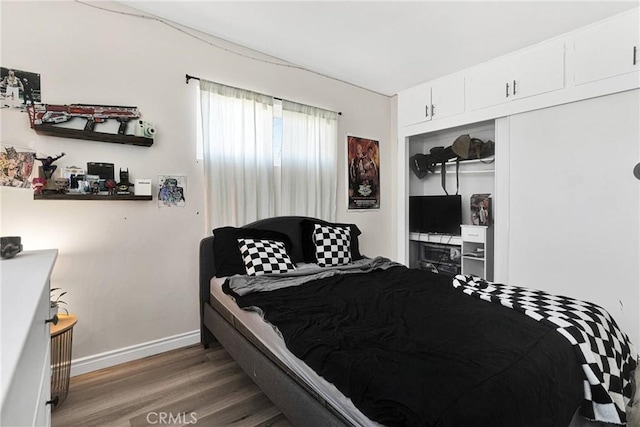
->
511;41;565;100
572;10;640;86
398;81;431;126
466;40;565;111
430;74;466;121
397;9;639;134
465;56;512;111
398;74;465;126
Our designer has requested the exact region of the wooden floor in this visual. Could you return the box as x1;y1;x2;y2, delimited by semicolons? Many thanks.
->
52;343;292;427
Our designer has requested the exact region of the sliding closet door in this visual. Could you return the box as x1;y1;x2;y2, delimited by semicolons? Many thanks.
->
507;89;639;346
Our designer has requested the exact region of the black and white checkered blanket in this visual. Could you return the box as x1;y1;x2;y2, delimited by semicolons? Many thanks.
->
452;275;638;425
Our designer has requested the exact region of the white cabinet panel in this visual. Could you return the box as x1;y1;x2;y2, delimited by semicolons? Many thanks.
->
398;82;431;126
399;75;465;126
511;41;565;100
430;74;465;121
467;40;565;111
506;90;639;346
466;57;512;111
573;10;640;85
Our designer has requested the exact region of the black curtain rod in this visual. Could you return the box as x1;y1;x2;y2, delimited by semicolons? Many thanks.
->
185;74;342;115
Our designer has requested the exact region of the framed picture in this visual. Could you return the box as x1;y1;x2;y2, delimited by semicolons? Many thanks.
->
0;145;35;188
0;67;41;111
470;193;492;226
158;175;186;207
347;135;380;210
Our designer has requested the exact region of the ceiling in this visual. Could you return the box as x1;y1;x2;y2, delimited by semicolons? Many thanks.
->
120;1;638;96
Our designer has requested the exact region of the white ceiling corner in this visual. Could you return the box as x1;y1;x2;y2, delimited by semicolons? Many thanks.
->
119;1;638;97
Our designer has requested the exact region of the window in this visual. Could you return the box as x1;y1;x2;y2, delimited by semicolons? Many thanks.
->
198;80;338;229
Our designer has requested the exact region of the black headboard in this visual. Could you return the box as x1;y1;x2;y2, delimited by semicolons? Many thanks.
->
199;216;329;345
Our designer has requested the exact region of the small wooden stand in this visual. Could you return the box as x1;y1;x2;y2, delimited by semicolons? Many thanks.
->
50;313;78;410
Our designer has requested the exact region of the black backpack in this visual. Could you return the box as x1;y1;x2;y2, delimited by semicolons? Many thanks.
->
409;146;459;194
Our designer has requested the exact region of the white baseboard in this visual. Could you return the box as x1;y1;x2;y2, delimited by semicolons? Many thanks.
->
70;330;200;377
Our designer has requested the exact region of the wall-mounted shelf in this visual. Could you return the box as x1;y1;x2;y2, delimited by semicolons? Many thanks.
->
34;193;152;201
33;124;153;147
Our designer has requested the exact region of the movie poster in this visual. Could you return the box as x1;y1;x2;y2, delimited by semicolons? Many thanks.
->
0;67;41;111
347;135;380;210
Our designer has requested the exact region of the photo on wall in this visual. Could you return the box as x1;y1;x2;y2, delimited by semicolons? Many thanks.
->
158;175;186;207
347;135;380;210
470;193;492;226
0;67;41;111
0;145;36;188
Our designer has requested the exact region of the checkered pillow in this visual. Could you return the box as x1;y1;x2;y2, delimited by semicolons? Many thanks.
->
313;224;352;267
237;238;295;276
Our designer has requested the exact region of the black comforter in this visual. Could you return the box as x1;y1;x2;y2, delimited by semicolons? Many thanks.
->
225;266;584;427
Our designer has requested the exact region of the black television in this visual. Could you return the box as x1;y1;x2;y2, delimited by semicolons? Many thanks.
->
409;195;462;235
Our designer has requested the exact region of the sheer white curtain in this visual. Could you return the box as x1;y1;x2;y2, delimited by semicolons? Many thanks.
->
198;80;275;229
280;101;338;221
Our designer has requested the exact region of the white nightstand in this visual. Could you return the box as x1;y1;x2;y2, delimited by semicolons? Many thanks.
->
460;225;493;281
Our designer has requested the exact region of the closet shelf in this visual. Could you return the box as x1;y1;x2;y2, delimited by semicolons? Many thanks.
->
425;157;495;174
434;170;493;174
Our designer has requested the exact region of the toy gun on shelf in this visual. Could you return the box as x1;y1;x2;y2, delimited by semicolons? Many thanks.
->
28;104;141;135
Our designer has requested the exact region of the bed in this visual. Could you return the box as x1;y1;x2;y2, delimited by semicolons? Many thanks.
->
199;216;637;426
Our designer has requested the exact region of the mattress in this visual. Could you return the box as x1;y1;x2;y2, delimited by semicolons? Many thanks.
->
210;276;380;427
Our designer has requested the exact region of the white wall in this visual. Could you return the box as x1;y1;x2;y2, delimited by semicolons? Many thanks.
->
505;90;639;345
0;1;393;362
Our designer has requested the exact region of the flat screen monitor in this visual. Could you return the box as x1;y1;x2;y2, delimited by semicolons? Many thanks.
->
409;195;462;235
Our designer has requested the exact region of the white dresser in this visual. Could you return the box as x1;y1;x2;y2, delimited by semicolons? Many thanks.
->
1;249;58;427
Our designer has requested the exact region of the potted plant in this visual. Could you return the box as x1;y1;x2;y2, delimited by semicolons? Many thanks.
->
50;288;68;317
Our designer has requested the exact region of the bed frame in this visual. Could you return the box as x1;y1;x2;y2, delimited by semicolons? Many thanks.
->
199;216;627;427
199;216;352;426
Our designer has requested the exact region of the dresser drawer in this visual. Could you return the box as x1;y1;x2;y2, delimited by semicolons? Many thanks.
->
461;226;486;243
1;281;50;426
1;250;57;427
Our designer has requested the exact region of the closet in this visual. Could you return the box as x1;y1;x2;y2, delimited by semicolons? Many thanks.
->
408;121;495;279
397;8;640;345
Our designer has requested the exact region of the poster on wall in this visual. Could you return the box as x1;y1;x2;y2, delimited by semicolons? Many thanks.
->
158;175;186;207
0;67;41;111
347;135;380;210
0;145;36;188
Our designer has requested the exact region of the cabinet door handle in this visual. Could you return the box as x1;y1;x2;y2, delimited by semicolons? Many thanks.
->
431;104;435;117
45;314;58;325
634;46;638;66
505;82;510;98
425;105;429;117
46;396;59;407
513;80;517;95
